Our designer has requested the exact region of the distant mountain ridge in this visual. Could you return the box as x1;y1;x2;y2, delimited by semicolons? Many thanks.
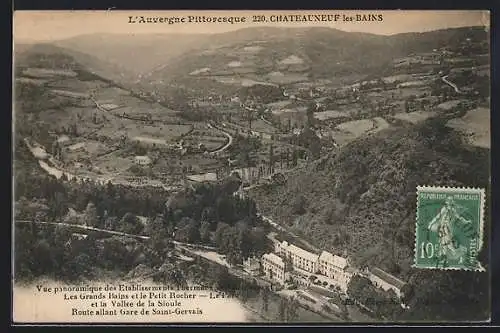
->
15;26;487;81
136;26;487;87
14;42;137;85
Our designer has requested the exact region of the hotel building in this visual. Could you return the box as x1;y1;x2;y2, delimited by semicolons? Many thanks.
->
275;241;319;274
318;250;353;292
262;253;289;285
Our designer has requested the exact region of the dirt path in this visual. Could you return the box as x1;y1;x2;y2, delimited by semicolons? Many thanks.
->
208;125;234;155
15;219;150;240
442;75;462;94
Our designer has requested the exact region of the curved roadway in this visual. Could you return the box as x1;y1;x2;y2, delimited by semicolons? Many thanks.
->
441;75;462;94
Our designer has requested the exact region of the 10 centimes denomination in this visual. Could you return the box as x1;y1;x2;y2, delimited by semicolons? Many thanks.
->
414;186;486;271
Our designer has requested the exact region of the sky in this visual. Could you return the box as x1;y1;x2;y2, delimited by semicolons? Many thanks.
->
13;10;490;43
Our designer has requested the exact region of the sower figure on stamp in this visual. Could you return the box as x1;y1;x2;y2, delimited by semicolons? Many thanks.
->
427;196;475;267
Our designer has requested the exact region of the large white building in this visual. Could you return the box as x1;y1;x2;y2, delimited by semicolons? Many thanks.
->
318;251;353;292
262;253;289;285
275;241;319;274
263;239;354;290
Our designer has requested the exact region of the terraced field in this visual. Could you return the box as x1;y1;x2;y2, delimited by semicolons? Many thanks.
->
183;128;228;151
392;111;437;124
446;107;490;148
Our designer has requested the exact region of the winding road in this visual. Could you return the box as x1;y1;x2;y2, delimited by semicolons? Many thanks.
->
441;75;462;94
260;114;274;127
208;124;234;155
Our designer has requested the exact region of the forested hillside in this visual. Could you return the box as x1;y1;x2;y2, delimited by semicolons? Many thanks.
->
250;117;490;321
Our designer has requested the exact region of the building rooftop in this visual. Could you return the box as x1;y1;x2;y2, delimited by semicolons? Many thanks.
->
186;172;217;183
32;147;48;159
134;155;152;164
370;267;406;290
68;142;86;151
263;253;285;266
282;241;319;263
71;233;88;240
319;251;348;270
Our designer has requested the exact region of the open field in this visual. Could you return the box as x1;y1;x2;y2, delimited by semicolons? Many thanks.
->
371;117;390;132
332;117;391;145
22;68;78;78
450;67;477;74
271;106;308;116
50;89;90;99
476;68;490;77
186;136;227;150
154;154;223;175
314;110;349;121
393;87;431;98
183;128;228;151
88;150;137;175
63;139;115;159
381;74;414;83
47;78;109;91
214;77;279;87
110;104;181;122
267;100;293;110
447;107;490;148
396;79;433;88
16;77;48;85
94;86;131;100
249;119;279;134
364;92;387;103
36;107;102;133
336;119;375;136
392;110;437;124
436;99;467;111
95;120;192;143
231;115;278;134
266;72;309;84
99;103;121;111
132;136;167;146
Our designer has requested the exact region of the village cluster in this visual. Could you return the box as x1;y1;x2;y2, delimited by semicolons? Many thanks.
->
243;238;407;302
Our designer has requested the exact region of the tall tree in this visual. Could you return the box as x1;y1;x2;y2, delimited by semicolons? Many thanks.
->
268;144;275;174
83;202;98;227
286;297;299;322
200;221;211;244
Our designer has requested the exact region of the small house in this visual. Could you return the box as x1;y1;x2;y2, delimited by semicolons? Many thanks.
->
369;267;407;299
134;155;152;166
243;257;261;276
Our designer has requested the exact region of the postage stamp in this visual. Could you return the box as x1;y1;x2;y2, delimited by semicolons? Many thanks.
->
414;186;486;271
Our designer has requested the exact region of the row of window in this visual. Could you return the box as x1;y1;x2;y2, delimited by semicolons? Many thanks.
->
263;267;285;281
263;259;284;270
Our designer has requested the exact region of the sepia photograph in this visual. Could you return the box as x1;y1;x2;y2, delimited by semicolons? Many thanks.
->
12;10;491;323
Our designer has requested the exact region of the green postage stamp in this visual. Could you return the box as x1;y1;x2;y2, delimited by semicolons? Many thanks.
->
414;186;486;271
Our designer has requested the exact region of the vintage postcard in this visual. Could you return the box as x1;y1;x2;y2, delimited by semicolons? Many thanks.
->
12;10;491;323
